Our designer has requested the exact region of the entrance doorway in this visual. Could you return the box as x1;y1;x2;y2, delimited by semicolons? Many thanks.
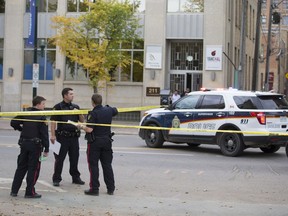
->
170;73;202;94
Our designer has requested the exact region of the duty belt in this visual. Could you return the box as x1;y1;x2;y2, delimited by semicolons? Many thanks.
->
57;130;80;137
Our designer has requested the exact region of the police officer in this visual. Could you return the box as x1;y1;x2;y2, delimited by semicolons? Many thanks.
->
50;87;85;186
10;96;49;198
78;93;118;196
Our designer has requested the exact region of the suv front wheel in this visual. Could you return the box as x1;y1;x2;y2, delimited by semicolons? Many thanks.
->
218;132;244;157
144;123;164;148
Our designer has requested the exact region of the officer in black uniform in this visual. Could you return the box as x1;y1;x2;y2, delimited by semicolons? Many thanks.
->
10;96;49;198
50;87;85;186
78;93;118;196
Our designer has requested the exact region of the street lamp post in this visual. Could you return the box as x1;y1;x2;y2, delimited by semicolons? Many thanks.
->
32;0;38;99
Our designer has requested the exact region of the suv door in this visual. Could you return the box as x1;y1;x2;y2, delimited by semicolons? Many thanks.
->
164;95;201;140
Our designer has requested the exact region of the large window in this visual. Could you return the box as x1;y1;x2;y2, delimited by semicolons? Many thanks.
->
110;40;144;82
66;40;144;82
119;0;145;13
26;0;58;12
170;41;203;71
67;0;94;12
68;0;145;13
24;39;55;80
65;57;88;81
167;0;204;13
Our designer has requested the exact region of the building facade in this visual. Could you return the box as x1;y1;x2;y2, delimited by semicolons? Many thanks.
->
0;0;257;120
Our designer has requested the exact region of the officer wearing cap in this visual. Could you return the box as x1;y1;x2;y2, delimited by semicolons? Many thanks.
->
50;87;85;186
10;96;49;198
78;93;118;196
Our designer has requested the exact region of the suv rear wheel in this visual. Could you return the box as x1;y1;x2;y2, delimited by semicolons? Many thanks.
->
260;145;281;153
144;123;164;148
218;132;244;157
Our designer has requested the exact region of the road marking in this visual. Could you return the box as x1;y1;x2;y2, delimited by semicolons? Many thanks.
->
0;178;66;193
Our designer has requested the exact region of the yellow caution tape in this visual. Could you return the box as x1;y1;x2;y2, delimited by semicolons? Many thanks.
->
2;116;288;136
1;105;288;136
0;105;160;117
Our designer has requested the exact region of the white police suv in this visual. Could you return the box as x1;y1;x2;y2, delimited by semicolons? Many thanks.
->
139;89;288;156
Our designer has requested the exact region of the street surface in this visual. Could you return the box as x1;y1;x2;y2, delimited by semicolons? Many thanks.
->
0;129;288;216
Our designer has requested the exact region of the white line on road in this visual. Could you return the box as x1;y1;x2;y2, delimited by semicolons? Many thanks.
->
0;178;67;193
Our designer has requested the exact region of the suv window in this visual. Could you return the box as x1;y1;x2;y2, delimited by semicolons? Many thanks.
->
198;95;225;109
258;95;288;109
175;95;200;109
234;95;288;109
234;96;260;109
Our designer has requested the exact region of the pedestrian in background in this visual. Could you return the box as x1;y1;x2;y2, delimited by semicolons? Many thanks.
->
181;88;190;97
78;93;118;196
171;90;181;103
10;96;49;198
50;87;85;186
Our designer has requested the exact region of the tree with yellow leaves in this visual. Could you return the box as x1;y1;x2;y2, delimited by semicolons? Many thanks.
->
51;0;141;92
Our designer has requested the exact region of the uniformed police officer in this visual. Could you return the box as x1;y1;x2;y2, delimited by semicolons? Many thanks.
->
78;93;118;196
10;96;49;198
50;87;85;186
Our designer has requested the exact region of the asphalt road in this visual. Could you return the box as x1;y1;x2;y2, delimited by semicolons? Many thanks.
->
0;130;288;216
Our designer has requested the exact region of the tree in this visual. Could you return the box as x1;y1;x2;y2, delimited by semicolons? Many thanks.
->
51;0;141;92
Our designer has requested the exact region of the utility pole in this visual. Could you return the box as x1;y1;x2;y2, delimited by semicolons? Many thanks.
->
264;2;273;91
238;0;247;90
252;0;262;91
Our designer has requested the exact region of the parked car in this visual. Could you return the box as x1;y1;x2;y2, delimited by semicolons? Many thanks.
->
139;89;288;156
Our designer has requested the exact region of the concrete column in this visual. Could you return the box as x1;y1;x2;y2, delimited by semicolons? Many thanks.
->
2;0;25;111
143;0;167;106
52;0;67;103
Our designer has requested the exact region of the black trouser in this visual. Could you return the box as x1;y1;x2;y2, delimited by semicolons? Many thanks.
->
87;137;115;192
53;135;81;183
11;140;42;196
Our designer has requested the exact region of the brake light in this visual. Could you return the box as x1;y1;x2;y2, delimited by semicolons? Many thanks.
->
250;112;266;125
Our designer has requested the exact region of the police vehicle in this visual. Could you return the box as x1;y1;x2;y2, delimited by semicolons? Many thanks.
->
139;89;288;156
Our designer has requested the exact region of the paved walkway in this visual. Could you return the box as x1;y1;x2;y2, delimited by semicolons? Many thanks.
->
0;118;139;135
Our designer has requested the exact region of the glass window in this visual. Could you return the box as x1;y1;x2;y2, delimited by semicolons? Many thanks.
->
65;57;88;81
175;95;200;109
26;0;57;12
234;96;260;109
198;95;225;109
24;38;55;80
170;41;203;71
282;16;288;25
168;0;204;13
118;0;145;12
67;0;93;12
110;40;144;82
0;0;5;13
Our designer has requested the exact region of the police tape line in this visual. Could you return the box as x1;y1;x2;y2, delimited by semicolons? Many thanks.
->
0;105;160;117
1;117;288;136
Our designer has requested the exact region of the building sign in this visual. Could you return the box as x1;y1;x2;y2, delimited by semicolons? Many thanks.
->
27;0;36;47
205;46;222;71
146;87;160;96
145;45;162;69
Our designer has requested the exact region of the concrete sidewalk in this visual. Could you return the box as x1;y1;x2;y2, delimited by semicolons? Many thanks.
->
0;118;139;135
